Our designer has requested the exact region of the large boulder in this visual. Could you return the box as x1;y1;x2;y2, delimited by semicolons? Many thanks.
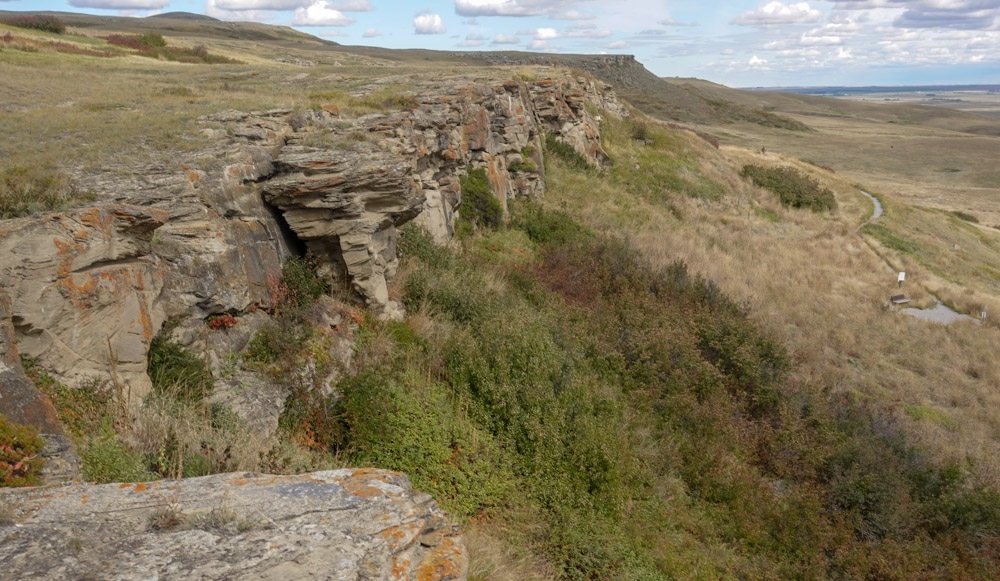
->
0;468;468;580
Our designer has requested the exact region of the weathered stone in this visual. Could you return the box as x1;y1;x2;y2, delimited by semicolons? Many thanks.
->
0;73;622;431
0;469;468;580
0;292;81;483
0;206;168;399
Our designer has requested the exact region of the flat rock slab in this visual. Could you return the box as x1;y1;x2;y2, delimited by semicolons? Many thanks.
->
0;468;468;580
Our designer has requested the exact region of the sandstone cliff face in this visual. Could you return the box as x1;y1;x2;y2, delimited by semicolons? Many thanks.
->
0;73;621;418
0;468;467;580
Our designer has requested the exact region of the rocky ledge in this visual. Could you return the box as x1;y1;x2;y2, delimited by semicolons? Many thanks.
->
0;468;467;580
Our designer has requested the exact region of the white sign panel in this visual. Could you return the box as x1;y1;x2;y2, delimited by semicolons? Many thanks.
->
898;272;906;283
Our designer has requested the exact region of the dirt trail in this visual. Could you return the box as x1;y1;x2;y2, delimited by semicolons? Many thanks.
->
856;190;980;326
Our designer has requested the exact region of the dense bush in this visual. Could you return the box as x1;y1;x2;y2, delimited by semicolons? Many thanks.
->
459;167;503;230
147;328;214;404
0;15;66;34
741;164;838;212
245;255;328;370
81;422;157;484
0;416;45;487
544;134;591;170
103;33;239;64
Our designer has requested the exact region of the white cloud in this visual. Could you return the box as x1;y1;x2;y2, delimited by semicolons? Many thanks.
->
212;0;366;8
363;27;380;37
534;27;560;40
454;0;578;18
69;0;169;8
459;33;487;46
204;0;275;21
212;0;301;9
492;33;521;44
414;13;447;34
733;2;823;27
328;0;371;10
749;55;768;65
553;10;594;20
293;1;355;26
607;40;627;49
529;38;549;49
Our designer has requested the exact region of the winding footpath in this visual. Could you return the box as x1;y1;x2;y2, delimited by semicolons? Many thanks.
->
857;190;980;326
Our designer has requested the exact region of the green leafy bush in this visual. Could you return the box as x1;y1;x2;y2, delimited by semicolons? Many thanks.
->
81;422;157;484
544;134;590;171
0;15;66;34
147;329;214;404
0;416;46;487
459;167;503;230
103;33;239;64
741;164;837;212
244;255;327;370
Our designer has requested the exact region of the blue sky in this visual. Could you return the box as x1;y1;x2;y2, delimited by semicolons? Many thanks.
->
5;0;1000;87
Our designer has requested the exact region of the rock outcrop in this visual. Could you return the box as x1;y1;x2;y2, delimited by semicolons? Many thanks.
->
0;72;621;421
0;468;468;580
0;292;80;483
0;206;168;396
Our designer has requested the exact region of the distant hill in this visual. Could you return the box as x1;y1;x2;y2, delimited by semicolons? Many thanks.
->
147;12;220;22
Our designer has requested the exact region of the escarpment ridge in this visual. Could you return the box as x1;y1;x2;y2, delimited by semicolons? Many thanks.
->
0;73;623;470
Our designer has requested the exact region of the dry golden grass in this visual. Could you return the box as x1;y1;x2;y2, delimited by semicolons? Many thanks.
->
465;524;557;581
547;114;1000;487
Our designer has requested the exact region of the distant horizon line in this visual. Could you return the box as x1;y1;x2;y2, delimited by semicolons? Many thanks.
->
744;84;1000;92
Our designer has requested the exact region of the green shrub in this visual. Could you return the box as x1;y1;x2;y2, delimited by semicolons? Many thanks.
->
81;422;157;484
952;210;979;223
507;159;536;174
860;222;919;254
741;164;837;212
459;167;503;230
147;329;214;404
244;254;327;370
511;201;591;247
275;255;328;312
137;33;166;48
23;357;111;439
0;416;46;487
544;134;590;171
0;15;66;34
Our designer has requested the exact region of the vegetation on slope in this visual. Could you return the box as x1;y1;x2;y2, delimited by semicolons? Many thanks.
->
741;163;838;212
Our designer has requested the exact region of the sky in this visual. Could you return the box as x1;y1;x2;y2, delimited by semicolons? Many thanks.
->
6;0;1000;87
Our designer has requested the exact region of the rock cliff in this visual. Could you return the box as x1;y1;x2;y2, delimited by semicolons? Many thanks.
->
0;74;621;405
0;468;467;580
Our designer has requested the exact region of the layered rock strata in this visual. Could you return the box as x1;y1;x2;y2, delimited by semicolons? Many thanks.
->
0;74;620;412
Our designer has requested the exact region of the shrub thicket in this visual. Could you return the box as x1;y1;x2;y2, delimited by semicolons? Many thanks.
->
323;202;1000;578
544;134;590;170
148;327;214;404
103;33;239;64
0;15;66;34
458;167;503;231
741;164;838;212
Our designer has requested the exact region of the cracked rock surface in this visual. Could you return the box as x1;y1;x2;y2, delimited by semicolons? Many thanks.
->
0;468;468;580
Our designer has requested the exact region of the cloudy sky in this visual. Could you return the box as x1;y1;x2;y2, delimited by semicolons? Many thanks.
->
8;0;1000;86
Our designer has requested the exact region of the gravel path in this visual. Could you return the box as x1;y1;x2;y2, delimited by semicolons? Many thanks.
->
856;190;980;325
